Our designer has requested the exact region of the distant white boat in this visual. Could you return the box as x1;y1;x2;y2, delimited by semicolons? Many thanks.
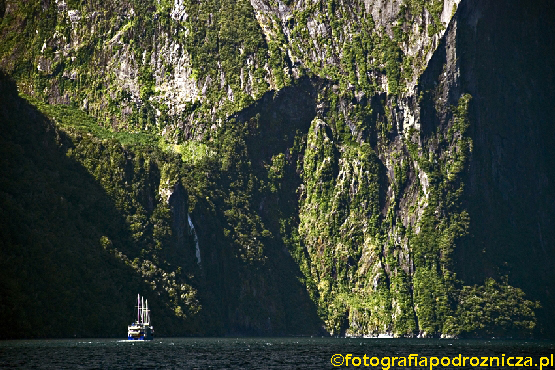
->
127;294;154;340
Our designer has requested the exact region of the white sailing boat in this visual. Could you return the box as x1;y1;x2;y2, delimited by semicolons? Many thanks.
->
127;294;154;340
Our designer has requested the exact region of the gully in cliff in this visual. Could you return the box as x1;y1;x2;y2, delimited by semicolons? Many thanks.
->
127;294;154;340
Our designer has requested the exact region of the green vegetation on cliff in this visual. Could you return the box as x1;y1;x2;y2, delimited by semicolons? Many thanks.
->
1;0;553;339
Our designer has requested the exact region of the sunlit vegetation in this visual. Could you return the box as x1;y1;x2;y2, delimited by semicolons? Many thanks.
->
452;277;540;337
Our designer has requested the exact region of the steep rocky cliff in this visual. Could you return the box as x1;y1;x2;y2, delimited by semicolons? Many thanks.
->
453;0;555;336
1;0;553;338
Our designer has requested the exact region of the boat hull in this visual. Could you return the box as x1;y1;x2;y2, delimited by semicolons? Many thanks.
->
127;324;154;340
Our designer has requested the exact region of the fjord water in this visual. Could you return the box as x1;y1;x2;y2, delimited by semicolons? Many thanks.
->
0;337;553;369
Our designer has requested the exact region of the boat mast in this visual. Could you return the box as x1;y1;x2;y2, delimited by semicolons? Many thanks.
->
137;293;141;324
145;299;150;325
141;296;145;324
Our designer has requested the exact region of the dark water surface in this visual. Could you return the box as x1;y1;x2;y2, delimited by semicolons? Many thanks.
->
0;337;553;369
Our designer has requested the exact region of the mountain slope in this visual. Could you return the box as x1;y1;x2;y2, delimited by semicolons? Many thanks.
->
1;0;553;338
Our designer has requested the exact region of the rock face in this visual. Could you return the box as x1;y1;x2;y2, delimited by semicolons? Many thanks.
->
454;0;555;331
0;0;554;338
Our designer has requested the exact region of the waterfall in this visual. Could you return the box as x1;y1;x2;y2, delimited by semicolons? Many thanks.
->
188;213;201;265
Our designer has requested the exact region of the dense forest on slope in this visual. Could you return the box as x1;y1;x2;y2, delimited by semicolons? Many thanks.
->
1;0;554;339
0;72;323;338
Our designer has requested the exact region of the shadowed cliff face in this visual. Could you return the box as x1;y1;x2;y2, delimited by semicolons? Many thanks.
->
410;0;555;337
453;0;555;334
0;72;198;338
234;77;319;167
